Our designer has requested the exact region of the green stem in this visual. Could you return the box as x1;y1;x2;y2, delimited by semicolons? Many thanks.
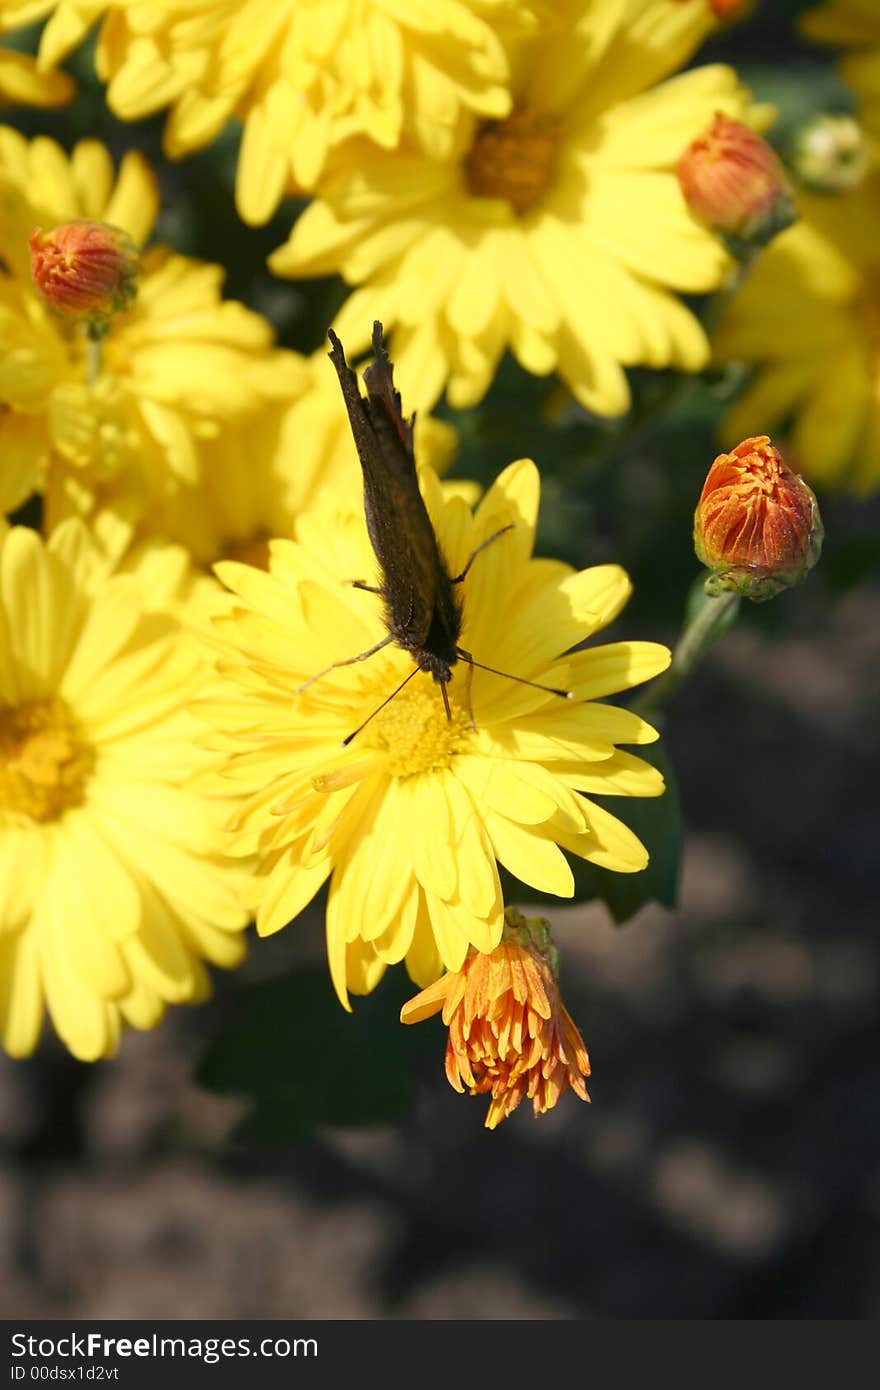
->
626;251;768;717
633;588;740;716
85;321;106;388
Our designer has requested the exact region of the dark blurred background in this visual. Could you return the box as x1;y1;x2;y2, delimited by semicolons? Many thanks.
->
2;0;879;1319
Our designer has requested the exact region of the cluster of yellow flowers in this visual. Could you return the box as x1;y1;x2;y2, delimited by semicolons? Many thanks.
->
0;0;868;1125
715;0;880;492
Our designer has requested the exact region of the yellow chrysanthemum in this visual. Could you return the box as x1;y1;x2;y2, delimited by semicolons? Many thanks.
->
139;351;458;570
0;518;250;1061
202;457;670;1009
23;0;536;224
0;126;300;528
801;1;880;144
714;174;880;494
269;0;760;417
0;2;73;106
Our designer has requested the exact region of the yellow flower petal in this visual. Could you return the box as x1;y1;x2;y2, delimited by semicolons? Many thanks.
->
0;925;43;1059
487;812;575;897
200;443;671;1004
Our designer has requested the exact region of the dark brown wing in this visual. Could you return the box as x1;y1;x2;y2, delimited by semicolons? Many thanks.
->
327;324;460;660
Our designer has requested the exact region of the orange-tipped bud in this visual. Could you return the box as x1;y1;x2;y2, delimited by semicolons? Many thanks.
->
695;436;823;601
675;0;754;20
29;220;140;322
678;114;795;244
400;909;590;1130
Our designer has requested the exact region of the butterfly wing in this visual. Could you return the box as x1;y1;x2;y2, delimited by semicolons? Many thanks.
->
328;324;458;655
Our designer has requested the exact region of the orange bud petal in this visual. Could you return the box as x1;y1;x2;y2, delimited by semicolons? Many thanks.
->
709;0;753;16
674;0;754;20
677;114;795;244
29;220;141;322
401;909;590;1129
694;436;823;601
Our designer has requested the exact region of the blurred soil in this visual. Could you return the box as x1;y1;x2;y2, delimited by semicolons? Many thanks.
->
2;579;879;1320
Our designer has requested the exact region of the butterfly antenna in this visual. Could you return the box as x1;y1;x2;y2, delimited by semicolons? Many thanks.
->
343;664;421;746
455;649;572;700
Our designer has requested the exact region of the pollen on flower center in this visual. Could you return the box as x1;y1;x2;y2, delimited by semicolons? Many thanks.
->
220;531;271;571
0;697;95;821
464;110;559;215
368;682;471;778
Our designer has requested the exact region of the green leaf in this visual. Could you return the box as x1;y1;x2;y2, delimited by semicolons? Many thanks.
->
197;965;436;1141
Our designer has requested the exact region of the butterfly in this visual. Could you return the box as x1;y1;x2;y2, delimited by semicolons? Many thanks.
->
299;321;570;743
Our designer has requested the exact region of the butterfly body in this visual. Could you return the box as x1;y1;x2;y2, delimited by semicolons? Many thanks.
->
328;324;462;686
317;323;569;742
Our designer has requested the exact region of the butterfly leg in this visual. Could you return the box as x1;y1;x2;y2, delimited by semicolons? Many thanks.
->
295;634;395;695
346;579;383;594
450;524;515;585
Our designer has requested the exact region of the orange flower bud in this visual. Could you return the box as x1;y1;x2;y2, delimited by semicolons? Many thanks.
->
674;0;754;20
677;114;795;244
29;220;140;322
401;909;590;1129
694;436;823;601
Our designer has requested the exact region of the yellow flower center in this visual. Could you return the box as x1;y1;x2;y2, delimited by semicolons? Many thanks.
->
369;682;471;778
0;697;94;821
220;531;271;571
464;110;559;215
